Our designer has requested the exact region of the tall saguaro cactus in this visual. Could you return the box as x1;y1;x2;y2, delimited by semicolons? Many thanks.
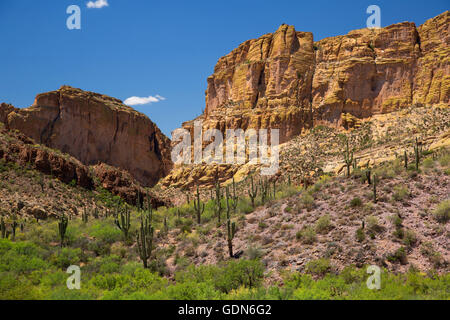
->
11;215;18;241
230;178;238;214
136;214;154;268
225;187;236;258
404;150;408;169
115;207;131;239
260;178;269;204
373;174;377;203
58;214;68;247
249;176;258;208
366;169;372;185
414;137;420;170
193;185;205;224
214;181;223;223
344;139;354;177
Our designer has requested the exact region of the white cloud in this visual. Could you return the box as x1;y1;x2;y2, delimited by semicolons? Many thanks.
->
87;0;109;9
124;95;166;106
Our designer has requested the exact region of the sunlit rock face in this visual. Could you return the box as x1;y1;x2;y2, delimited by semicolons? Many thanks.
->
0;86;172;187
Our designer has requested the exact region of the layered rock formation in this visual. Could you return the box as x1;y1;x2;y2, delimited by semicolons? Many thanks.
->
186;11;449;142
0;86;172;187
163;11;449;188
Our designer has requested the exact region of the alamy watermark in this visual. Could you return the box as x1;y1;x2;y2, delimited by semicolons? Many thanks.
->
366;5;381;29
66;5;81;30
366;265;381;290
66;265;81;290
171;120;279;176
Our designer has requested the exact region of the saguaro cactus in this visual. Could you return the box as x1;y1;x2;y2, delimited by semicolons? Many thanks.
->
344;139;354;177
82;208;89;223
214;181;223;223
366;169;371;185
414;137;420;170
163;216;168;233
193;185;205;224
115;207;131;239
260;179;269;204
58;214;68;247
373;174;377;203
404;150;408;169
93;207;99;219
272;179;276;199
230;178;238;214
11;216;18;241
136;214;154;268
225;188;237;258
249;176;258;208
0;217;6;239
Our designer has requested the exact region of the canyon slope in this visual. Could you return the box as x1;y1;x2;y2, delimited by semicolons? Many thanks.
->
0;86;172;187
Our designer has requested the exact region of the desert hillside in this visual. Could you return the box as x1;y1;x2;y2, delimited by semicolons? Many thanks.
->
0;11;449;300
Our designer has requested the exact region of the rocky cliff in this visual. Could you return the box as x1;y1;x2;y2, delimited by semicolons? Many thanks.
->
187;11;449;143
0;86;172;187
162;11;449;189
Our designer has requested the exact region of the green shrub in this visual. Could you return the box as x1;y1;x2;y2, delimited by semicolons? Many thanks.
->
164;281;221;300
350;197;362;207
305;258;332;277
89;222;122;244
177;260;264;294
420;242;444;268
390;214;403;228
300;193;315;210
237;199;254;214
296;226;316;244
0;239;48;274
403;230;417;247
366;216;383;233
246;246;264;260
355;228;365;242
392;185;409;201
214;260;264;293
315;215;332;234
387;247;407;265
422;158;434;168
433;199;449;223
50;247;82;269
438;153;450;166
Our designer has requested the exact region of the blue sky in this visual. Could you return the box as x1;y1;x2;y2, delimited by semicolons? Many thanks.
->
0;0;448;137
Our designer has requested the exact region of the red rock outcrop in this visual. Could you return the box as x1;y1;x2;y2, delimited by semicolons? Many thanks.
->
0;86;172;187
93;163;168;208
0;126;169;207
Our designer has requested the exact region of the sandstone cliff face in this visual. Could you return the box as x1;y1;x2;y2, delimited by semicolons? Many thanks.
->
191;11;449;142
0;86;172;187
200;25;315;143
163;11;449;189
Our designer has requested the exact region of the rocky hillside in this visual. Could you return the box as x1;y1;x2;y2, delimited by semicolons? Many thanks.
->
161;104;450;192
0;86;172;187
0;123;169;217
161;154;449;283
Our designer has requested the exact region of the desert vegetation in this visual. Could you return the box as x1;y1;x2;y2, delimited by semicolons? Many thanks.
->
0;139;448;299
